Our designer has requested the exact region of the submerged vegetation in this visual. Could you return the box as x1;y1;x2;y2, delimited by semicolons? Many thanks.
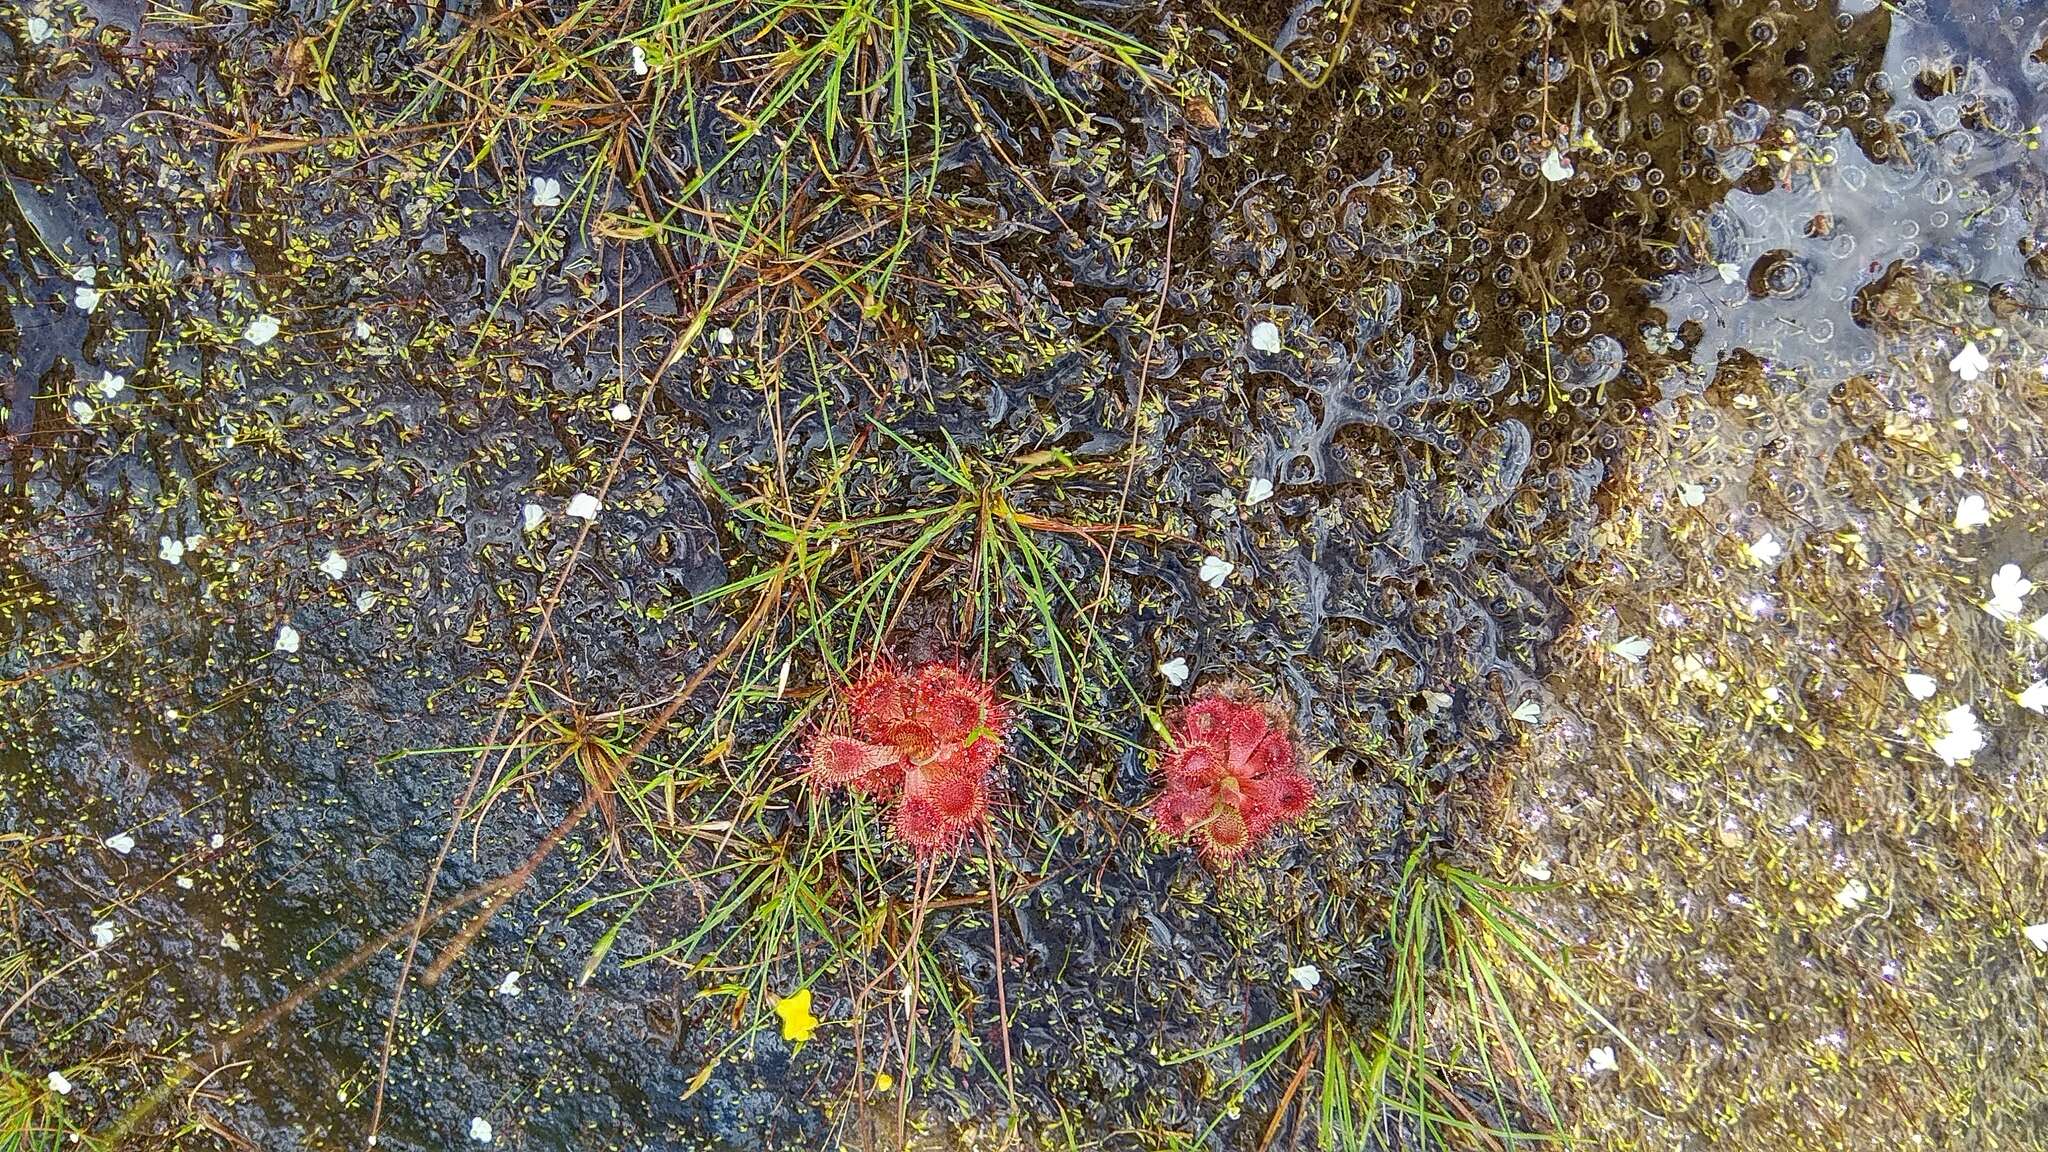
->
5;0;2048;1148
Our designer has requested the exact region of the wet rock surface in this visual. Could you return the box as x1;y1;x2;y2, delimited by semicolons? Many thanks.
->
3;0;2046;1149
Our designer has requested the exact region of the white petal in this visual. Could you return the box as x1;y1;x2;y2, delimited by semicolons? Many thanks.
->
521;503;546;531
176;875;193;889
1715;262;1742;285
496;971;524;997
97;371;126;399
1901;672;1937;701
1608;636;1651;663
158;536;185;565
74;285;102;312
1677;482;1705;507
1197;555;1234;589
1422;690;1452;713
210;833;225;849
530;176;562;208
243;314;280;346
566;492;601;520
1243;476;1274;506
1541;147;1574;182
1987;563;2033;621
2026;922;2048;951
1511;699;1542;724
356;591;379;612
104;832;135;855
1948;340;1990;382
353;316;373;340
1156;656;1189;687
609;401;633;422
2018;680;2048;714
1518;857;1552;881
2030;613;2048;642
1585;1045;1618;1074
1928;704;1984;766
1249;320;1282;354
46;1071;71;1095
1287;963;1321;991
1953;493;1991;530
318;550;348;579
631;44;649;76
1834;879;1868;910
715;326;736;345
69;399;94;422
469;1117;494;1144
274;624;301;654
221;930;241;951
1746;533;1782;566
91;920;116;947
72;265;98;284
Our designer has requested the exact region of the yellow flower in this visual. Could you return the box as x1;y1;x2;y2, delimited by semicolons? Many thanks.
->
773;987;820;1044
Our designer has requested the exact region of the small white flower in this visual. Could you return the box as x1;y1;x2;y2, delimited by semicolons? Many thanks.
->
1716;261;1742;285
496;971;524;997
91;920;115;947
355;591;379;612
1422;690;1452;713
353;316;373;340
69;398;94;422
1745;532;1783;566
1677;482;1705;507
631;43;649;76
1953;493;1991;531
1901;672;1937;701
73;267;102;312
46;1070;71;1095
1249;320;1282;354
1511;699;1542;724
318;550;348;579
2018;680;2048;714
1197;554;1234;589
566;492;601;520
1156;656;1189;687
2030;613;2048;642
274;623;301;654
1541;147;1574;182
1518;857;1552;881
1948;340;1990;382
1243;476;1274;506
175;875;193;889
521;503;545;532
1834;879;1868;910
243;313;280;346
469;1116;494;1144
209;833;224;849
2026;922;2048;951
609;401;633;422
1585;1045;1618;1074
1287;963;1321;991
715;326;736;345
1929;703;1985;766
104;832;135;855
96;371;126;399
1987;563;2033;621
220;930;241;952
530;176;563;208
1608;636;1651;663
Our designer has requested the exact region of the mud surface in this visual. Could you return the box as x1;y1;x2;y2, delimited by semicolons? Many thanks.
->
5;0;2047;1149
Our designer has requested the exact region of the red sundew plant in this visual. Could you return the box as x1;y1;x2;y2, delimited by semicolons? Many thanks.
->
1152;690;1313;864
806;662;1007;855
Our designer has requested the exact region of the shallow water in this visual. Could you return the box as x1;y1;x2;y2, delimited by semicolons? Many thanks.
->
4;0;2047;1149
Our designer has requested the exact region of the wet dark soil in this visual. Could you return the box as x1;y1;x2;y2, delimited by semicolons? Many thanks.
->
5;0;2045;1148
